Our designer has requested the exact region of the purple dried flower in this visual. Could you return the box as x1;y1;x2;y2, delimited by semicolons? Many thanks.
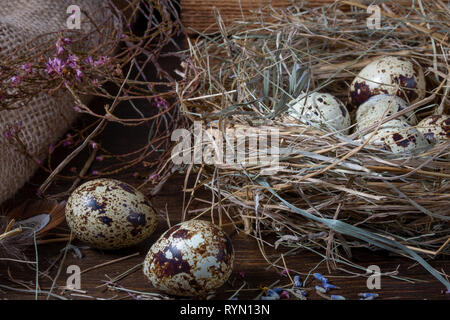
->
49;144;55;154
280;291;290;299
46;57;65;76
153;97;169;109
21;63;33;74
73;105;81;112
93;56;109;67
66;54;80;69
10;76;21;86
57;46;64;56
56;38;71;55
75;68;83;81
84;56;94;65
92;79;100;87
92;170;100;176
95;156;104;162
3;129;12;140
89;141;98;149
281;269;290;277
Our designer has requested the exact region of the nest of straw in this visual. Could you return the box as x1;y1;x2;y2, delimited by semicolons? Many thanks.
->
178;1;450;287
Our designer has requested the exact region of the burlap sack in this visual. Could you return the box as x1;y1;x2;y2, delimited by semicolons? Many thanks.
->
0;0;118;204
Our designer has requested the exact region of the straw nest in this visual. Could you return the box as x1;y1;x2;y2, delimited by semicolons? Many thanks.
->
177;1;450;287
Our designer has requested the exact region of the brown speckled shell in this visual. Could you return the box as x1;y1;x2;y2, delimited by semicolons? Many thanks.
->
416;114;450;144
356;95;417;131
349;56;425;107
364;122;429;154
143;220;234;297
66;178;158;250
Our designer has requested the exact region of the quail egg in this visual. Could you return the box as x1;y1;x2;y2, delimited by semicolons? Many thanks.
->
143;220;234;297
356;94;417;131
288;92;351;133
349;56;425;107
416;114;450;144
363;121;429;154
66;178;158;250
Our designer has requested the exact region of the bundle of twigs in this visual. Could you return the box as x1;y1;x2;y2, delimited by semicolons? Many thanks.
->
177;0;450;288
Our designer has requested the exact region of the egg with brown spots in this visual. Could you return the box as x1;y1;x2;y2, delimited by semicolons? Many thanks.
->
363;120;429;154
143;220;234;297
356;94;417;131
349;56;425;107
66;179;158;250
288;92;351;134
416;114;450;144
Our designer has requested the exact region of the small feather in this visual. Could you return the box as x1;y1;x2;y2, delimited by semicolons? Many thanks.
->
14;214;50;233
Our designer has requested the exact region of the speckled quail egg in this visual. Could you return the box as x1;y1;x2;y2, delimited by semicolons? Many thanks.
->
363;120;429;154
66;178;158;250
349;56;425;107
288;92;351;134
356;94;418;131
143;220;234;297
416;114;450;144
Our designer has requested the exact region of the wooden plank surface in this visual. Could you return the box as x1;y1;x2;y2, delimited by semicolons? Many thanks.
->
180;0;448;33
0;174;449;300
181;0;293;33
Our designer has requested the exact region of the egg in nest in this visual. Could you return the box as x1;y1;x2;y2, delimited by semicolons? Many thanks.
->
349;56;425;107
416;114;450;144
66;178;158;250
288;92;351;134
356;94;417;131
143;220;234;297
363;120;429;154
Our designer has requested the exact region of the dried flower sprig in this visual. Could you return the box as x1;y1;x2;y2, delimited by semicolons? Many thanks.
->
1;0;188;200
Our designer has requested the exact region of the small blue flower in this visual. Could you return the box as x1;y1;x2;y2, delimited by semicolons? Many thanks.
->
323;283;340;290
261;295;279;300
313;272;329;284
266;289;281;300
331;295;346;300
293;275;302;287
358;293;379;300
272;288;283;294
315;286;327;294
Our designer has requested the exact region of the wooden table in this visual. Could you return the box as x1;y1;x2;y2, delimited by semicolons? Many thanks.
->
1;168;448;300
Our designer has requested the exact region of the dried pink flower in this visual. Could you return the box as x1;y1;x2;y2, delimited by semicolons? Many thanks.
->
46;57;65;76
21;63;33;74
